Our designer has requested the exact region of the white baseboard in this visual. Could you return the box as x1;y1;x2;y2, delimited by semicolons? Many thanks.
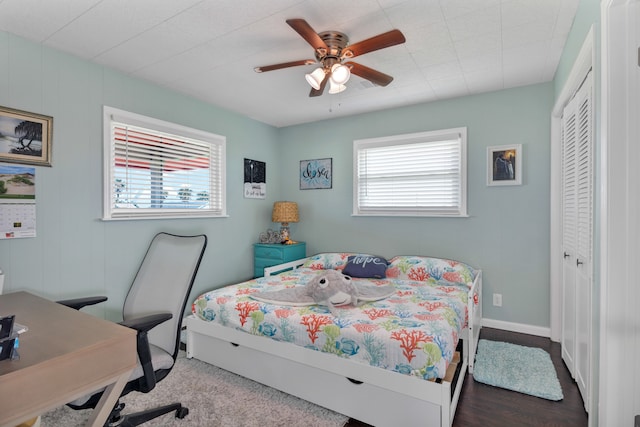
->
481;318;551;338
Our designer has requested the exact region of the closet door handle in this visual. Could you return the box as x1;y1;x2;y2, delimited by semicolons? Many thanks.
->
563;252;570;259
576;259;584;266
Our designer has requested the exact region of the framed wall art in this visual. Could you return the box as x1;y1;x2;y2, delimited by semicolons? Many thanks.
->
244;158;266;198
487;144;522;186
0;106;53;167
300;158;332;190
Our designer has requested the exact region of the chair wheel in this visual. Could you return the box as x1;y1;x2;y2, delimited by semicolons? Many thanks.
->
176;407;189;419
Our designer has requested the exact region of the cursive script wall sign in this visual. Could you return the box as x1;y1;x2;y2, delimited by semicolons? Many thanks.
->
299;158;332;190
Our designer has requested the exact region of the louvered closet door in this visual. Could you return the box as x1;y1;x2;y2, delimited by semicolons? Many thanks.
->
561;70;593;411
561;93;578;378
574;71;593;407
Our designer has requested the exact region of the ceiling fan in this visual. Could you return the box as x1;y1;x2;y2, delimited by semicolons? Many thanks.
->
254;19;406;97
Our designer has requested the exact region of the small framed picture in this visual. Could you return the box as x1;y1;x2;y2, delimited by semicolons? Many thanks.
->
487;144;522;186
244;158;266;199
0;106;53;167
300;158;332;190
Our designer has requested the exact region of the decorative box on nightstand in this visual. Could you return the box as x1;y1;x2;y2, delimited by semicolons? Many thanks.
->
253;242;306;277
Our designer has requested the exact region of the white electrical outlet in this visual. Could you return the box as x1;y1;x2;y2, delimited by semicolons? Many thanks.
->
493;293;502;307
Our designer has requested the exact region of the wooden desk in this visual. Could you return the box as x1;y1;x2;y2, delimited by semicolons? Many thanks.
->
0;291;136;427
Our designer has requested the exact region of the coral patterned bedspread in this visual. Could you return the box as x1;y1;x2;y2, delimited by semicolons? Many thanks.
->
192;254;478;381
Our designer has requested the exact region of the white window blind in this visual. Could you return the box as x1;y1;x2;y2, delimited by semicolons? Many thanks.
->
103;107;226;220
353;128;467;217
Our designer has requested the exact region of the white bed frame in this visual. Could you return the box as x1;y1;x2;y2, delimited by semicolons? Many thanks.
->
186;257;482;427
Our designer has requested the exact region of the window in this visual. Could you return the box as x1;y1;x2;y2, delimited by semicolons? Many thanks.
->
103;106;226;220
353;128;467;217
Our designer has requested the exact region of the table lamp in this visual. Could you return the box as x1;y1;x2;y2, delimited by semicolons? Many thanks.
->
272;201;299;243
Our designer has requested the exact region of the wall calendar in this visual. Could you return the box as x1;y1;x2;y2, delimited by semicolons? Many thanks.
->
0;165;36;239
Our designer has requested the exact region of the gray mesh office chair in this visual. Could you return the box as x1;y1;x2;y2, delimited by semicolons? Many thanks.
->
58;232;207;426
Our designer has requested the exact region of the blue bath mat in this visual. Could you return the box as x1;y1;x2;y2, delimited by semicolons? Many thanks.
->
473;339;563;401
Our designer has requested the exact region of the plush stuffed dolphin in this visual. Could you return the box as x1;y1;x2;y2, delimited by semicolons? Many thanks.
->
251;270;395;314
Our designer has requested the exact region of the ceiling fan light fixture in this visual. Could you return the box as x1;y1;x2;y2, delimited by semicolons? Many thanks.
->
255;19;406;98
328;79;347;94
330;63;350;85
305;67;325;90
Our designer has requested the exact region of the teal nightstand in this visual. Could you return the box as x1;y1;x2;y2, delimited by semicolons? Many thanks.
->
254;242;306;277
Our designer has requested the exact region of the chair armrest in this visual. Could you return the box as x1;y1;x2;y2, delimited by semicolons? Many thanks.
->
56;296;108;310
119;313;172;333
119;312;173;393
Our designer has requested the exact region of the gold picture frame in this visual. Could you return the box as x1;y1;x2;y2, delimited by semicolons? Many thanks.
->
0;106;53;167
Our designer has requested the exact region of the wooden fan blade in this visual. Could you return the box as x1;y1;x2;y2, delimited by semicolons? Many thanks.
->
309;74;329;97
345;62;394;86
286;19;328;52
254;59;315;73
342;29;406;59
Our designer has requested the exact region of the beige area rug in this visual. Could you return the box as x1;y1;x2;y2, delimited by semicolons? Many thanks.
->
41;352;349;427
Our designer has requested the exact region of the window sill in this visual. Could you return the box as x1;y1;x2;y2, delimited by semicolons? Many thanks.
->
351;212;469;218
101;214;229;221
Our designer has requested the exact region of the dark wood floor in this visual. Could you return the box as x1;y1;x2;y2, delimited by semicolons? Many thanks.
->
346;328;588;427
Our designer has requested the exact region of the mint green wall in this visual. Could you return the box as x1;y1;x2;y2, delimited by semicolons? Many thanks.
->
554;0;601;97
279;84;554;327
1;30;557;329
0;32;281;320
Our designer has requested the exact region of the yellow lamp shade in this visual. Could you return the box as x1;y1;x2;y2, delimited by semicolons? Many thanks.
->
272;201;299;223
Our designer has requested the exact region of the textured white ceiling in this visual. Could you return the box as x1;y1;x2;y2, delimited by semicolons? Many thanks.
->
0;0;579;128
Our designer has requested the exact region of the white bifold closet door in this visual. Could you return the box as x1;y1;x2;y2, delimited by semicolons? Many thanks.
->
561;70;593;412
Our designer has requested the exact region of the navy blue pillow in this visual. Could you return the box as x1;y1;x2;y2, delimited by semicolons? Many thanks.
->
342;255;388;279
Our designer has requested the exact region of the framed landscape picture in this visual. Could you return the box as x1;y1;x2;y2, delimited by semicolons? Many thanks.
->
0;106;53;167
300;158;332;190
487;144;521;186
